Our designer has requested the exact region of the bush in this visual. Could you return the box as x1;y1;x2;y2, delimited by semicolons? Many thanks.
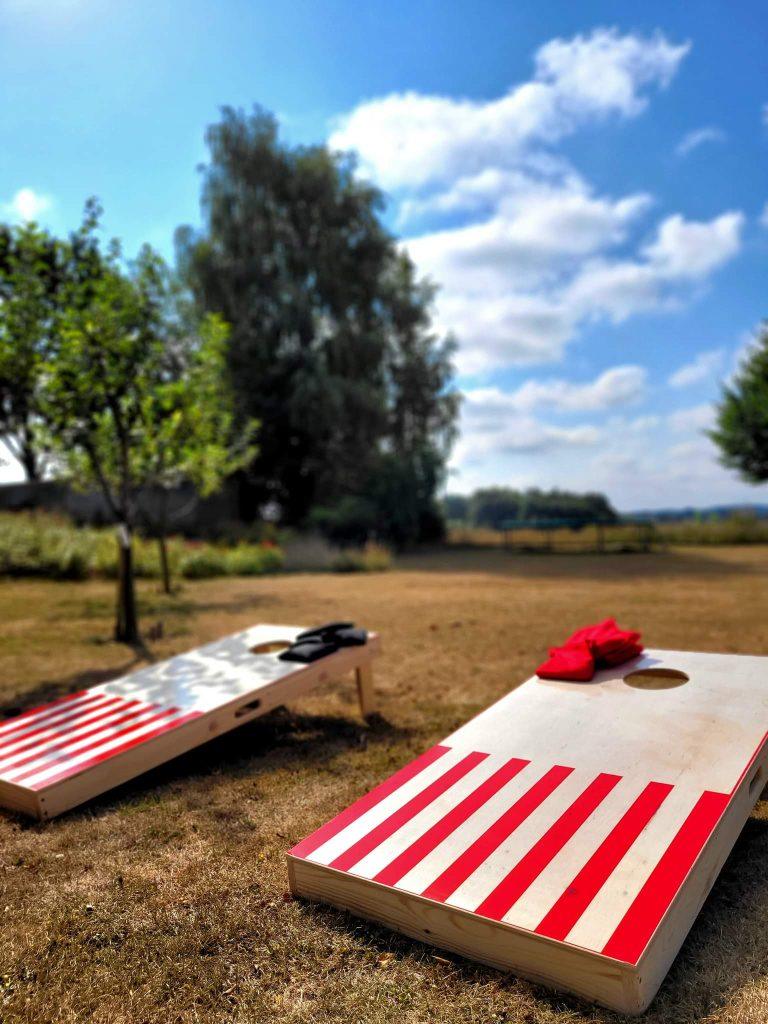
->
178;549;229;579
331;542;391;573
0;512;285;581
224;543;284;576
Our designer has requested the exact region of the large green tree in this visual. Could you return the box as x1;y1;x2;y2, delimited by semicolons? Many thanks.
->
710;323;768;484
176;106;458;536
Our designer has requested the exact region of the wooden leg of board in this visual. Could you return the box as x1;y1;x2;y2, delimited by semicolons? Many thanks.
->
355;663;375;718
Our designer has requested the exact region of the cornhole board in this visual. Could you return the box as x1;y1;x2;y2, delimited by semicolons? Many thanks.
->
288;649;768;1014
0;624;379;821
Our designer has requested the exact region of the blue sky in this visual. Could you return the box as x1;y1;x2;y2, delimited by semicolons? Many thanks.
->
1;0;767;510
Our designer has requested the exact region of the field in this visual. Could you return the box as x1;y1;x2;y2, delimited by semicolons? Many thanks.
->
1;545;767;1024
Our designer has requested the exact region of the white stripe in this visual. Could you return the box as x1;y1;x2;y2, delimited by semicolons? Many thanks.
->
306;747;469;867
564;784;702;952
2;706;170;783
349;753;507;880
502;775;650;931
446;768;595;913
0;693;103;739
394;760;542;895
21;710;189;790
0;698;133;764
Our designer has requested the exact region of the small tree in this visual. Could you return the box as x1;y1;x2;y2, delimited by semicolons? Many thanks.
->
133;305;256;594
710;323;768;484
41;209;252;640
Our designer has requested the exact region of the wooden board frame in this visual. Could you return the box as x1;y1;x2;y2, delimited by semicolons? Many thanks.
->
287;649;768;1014
0;624;379;821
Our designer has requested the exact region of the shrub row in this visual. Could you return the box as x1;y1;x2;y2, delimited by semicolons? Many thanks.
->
0;513;284;580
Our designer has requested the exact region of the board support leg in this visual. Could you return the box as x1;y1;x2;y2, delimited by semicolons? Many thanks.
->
355;662;376;719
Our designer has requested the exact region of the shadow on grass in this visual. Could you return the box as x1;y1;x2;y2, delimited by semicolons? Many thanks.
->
0;654;150;719
395;546;763;581
295;811;768;1023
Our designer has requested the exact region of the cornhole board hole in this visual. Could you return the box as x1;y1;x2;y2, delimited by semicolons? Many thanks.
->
0;623;379;821
288;649;768;1014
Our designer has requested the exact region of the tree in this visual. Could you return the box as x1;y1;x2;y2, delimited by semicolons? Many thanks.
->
0;222;63;480
0;205;105;481
41;209;251;639
132;301;256;594
710;323;768;484
176;106;458;536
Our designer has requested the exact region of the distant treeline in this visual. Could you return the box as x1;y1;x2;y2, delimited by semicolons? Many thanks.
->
443;487;618;530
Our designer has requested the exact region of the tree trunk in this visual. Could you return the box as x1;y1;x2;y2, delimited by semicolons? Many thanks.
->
19;441;40;482
115;524;140;644
158;534;172;595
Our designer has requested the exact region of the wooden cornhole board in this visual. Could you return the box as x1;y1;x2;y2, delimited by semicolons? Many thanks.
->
0;624;379;821
288;649;768;1014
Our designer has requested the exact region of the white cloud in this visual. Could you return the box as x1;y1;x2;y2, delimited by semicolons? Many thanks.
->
675;126;725;157
668;349;724;388
667;403;715;432
2;187;52;222
465;366;647;415
330;29;743;376
454;405;601;463
760;202;768;228
565;212;743;324
331;28;689;190
642;211;743;278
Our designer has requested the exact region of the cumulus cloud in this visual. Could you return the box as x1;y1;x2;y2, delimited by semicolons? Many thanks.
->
668;349;724;388
422;209;742;371
454;407;601;463
464;366;647;416
330;28;746;375
675;126;725;157
565;212;744;324
667;403;715;432
2;187;52;222
330;29;689;190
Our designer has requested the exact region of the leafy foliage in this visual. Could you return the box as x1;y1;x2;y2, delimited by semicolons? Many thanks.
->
176;106;458;537
33;203;254;637
0;211;102;480
444;487;618;530
710;323;768;483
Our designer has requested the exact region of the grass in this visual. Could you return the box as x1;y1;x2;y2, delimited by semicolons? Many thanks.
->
0;545;767;1023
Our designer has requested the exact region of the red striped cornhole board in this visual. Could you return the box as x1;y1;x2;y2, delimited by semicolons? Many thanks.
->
288;649;768;1013
0;624;378;820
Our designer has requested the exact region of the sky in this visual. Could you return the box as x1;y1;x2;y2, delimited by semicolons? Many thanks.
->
1;0;767;511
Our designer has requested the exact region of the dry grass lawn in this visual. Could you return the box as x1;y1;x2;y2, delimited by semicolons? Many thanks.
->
1;545;767;1024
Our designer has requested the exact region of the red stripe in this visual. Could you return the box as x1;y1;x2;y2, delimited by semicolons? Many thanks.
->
421;764;574;904
331;751;489;872
475;773;622;921
535;781;673;941
10;707;182;783
601;789;729;964
374;757;529;887
0;697;131;758
289;745;451;859
1;703;155;776
30;711;202;790
0;691;93;737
